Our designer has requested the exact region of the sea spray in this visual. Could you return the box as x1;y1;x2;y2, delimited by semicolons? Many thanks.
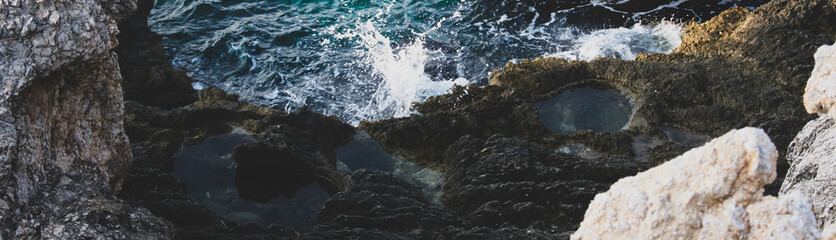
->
357;21;467;119
545;22;682;61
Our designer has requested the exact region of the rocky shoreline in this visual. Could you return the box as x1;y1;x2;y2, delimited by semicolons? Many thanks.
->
1;0;835;239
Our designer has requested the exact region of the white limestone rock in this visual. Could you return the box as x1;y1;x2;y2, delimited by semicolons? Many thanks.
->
572;128;821;240
804;41;836;118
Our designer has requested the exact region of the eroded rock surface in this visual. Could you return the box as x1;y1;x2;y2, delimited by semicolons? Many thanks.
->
780;115;836;230
572;128;820;240
0;0;173;238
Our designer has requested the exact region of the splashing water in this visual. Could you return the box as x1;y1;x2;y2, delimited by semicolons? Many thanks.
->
338;21;466;120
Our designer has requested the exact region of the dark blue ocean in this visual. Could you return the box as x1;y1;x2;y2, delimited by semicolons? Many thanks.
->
149;0;766;125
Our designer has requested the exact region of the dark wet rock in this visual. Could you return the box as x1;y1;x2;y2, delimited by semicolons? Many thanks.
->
146;199;224;228
360;0;836;234
315;171;462;232
232;107;355;198
442;135;624;231
115;0;197;109
309;170;574;239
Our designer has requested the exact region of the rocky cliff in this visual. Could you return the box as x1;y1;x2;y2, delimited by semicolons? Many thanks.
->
571;128;820;239
0;0;171;238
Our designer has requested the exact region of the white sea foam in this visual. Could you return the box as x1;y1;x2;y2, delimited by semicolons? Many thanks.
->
545;21;682;61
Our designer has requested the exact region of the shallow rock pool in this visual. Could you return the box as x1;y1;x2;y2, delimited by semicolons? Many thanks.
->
536;86;635;134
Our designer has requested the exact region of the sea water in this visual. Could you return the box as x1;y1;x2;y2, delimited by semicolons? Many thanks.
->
149;0;765;126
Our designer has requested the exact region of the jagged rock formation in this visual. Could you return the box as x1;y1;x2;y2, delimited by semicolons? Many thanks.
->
442;134;632;230
781;41;836;232
0;0;173;238
572;128;820;240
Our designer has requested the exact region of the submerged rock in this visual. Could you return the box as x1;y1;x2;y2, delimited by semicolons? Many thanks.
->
122;85;354;235
0;0;173;238
572;128;820;239
232;109;355;200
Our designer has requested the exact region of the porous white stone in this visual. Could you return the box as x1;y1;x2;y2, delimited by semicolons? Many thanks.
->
804;41;836;118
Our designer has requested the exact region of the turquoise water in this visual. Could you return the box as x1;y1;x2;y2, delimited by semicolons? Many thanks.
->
149;0;765;125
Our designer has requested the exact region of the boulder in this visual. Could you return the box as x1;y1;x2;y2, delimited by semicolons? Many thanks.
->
572;128;820;240
803;41;836;118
